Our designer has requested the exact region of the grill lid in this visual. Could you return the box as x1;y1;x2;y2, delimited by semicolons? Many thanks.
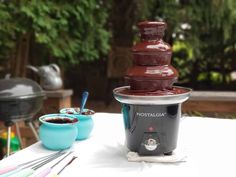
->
0;78;45;100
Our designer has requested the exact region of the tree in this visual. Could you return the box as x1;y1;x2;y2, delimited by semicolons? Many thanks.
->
0;0;110;76
143;0;236;89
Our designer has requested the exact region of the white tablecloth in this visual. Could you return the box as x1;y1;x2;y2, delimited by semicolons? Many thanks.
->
0;113;236;177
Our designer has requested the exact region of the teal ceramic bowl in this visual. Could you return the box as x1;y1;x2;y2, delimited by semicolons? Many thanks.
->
60;108;94;140
39;114;78;150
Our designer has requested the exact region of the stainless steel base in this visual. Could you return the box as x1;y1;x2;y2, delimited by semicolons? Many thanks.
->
113;86;191;105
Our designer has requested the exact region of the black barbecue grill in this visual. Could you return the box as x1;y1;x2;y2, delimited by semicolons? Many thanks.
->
0;78;45;156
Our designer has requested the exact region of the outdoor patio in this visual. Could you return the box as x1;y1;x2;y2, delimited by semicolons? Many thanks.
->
0;1;236;176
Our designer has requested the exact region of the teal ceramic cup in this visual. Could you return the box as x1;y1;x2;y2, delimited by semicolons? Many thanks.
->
60;108;94;140
39;113;78;150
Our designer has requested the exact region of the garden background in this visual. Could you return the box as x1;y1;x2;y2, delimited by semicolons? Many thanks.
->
0;0;236;104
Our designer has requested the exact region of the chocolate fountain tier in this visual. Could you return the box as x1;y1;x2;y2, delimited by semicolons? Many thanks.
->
125;65;178;91
124;78;176;92
113;86;191;105
132;40;172;66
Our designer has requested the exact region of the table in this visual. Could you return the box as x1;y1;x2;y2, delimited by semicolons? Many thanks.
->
0;113;236;177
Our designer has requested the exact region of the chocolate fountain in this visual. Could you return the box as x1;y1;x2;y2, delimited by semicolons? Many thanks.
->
113;21;191;156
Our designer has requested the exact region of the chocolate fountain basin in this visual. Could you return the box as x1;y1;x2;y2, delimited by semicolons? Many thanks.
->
113;86;191;155
113;86;191;105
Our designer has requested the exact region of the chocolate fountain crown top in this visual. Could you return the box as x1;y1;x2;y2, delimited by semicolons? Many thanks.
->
138;21;167;40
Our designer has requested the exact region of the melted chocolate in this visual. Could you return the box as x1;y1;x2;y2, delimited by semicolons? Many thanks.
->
81;110;95;115
64;108;95;115
116;21;190;97
46;118;78;124
125;21;179;91
118;87;189;96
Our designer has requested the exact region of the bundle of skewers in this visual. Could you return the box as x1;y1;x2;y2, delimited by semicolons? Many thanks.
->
0;151;77;177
